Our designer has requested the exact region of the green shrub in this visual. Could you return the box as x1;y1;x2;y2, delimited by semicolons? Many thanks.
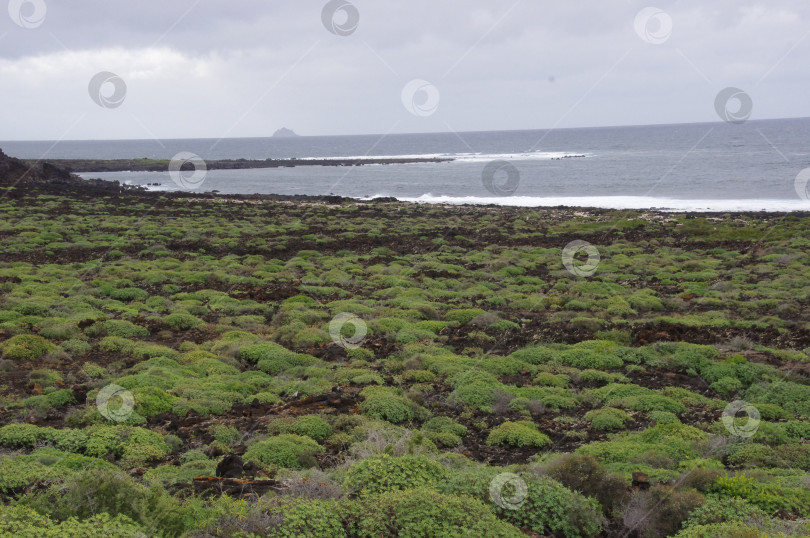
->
351;373;384;385
681;494;767;528
85;320;149;338
243;434;324;469
29;368;62;387
208;424;240;445
61;338;92;355
0;505;143;537
447;369;501;412
625;485;705;538
743;381;810;416
579;369;629;385
38;324;78;340
0;423;50;448
534;372;568;388
750;403;791;420
558;341;623;370
143;459;217;486
577;424;706;474
79;361;105;378
344;454;447;495
163;313;204;330
508;345;556;365
648;411;679;424
422;416;467;437
49;429;90;453
246;497;346;537
710;376;742;397
109;287;149;301
44;388;75;407
84;425;169;461
268;415;334;443
584;407;630;431
591;383;687;414
401;369;437;383
442;468;603;537
487;421;550;448
674;521;786;537
17;467;187;536
343;488;523;537
421;416;468;447
544;453;629;517
358;386;425;424
239;341;298;367
444;308;486;324
247;391;283;404
1;334;57;361
0;454;70;493
131;386;178;417
711;474;810;516
291;415;333;443
98;336;135;354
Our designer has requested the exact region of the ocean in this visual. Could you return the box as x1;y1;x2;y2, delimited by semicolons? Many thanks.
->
3;117;810;212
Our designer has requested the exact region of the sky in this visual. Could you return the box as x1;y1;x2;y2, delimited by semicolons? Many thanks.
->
0;0;809;140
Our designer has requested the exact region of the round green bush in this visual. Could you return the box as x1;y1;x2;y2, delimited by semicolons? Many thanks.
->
131;386;178;417
1;334;57;361
344;454;447;495
243;434;324;469
486;421;551;448
163;313;203;330
440;467;603;537
648;411;680;425
0;505;144;537
343;488;523;537
109;287;149;301
0;423;51;448
358;387;424;424
291;415;333;443
239;341;298;366
584;407;630;431
85;320;149;338
422;416;468;437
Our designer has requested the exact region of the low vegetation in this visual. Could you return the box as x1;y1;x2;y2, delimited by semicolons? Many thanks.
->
1;176;809;536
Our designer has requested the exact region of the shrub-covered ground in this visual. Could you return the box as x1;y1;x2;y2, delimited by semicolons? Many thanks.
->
1;177;810;536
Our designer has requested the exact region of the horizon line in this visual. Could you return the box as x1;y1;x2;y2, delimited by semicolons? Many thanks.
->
2;115;809;144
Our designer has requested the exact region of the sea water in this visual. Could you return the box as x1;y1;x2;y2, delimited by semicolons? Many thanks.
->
3;117;810;211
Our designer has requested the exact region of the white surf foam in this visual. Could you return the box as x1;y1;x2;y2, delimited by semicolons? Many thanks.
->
363;194;809;212
294;151;590;163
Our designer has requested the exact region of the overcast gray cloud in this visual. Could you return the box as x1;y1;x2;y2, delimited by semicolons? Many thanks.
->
1;0;808;140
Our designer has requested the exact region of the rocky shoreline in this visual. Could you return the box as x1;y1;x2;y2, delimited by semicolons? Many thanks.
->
23;156;454;173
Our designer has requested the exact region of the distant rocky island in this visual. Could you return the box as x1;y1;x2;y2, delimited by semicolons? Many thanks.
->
272;127;299;138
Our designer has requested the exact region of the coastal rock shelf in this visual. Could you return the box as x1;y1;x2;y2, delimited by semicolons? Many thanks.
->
25;156;454;173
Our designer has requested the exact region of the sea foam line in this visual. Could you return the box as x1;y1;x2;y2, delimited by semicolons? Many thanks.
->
363;194;809;212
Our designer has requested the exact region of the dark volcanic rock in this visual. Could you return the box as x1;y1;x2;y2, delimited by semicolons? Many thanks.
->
0;146;143;195
216;453;244;478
